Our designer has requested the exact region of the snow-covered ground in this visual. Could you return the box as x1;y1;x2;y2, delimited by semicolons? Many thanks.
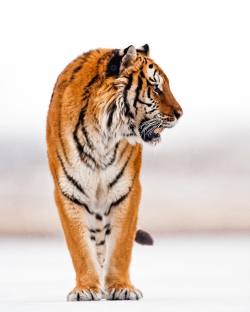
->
0;235;249;312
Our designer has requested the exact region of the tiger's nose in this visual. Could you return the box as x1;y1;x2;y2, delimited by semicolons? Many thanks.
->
174;109;183;120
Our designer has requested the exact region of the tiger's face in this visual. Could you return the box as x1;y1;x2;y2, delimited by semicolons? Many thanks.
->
109;45;183;145
134;60;182;144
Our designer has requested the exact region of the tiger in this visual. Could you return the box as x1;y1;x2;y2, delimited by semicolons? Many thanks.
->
46;44;183;301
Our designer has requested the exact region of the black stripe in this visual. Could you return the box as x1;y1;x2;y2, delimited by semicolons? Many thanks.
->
74;143;96;168
123;74;134;118
96;240;105;246
82;126;94;150
77;107;85;124
81;75;99;101
104;223;110;229
105;228;111;235
89;229;96;233
140;71;145;79
107;102;117;129
93;114;101;129
110;192;130;209
57;152;87;197
95;213;103;221
153;69;157;80
69;64;83;82
104;143;119;168
73;110;85;156
73;108;98;169
126;73;133;89
97;51;111;68
86;74;99;89
81;149;98;168
90;291;94;300
73;65;83;74
119;142;129;159
58;125;70;164
108;148;133;188
69;50;93;82
90;236;95;241
146;79;155;87
124;290;128;300
133;76;143;110
105;190;130;216
147;108;157;114
105;173;137;216
146;86;154;103
59;187;93;215
128;122;136;137
78;106;94;150
147;87;151;98
73;124;94;169
137;98;152;106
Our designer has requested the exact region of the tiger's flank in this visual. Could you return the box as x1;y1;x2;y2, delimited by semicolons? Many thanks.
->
46;44;183;301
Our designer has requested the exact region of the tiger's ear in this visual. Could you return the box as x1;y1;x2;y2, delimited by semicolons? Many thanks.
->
136;44;150;56
120;45;137;72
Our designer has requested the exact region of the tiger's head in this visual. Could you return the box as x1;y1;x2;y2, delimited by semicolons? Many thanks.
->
103;44;183;145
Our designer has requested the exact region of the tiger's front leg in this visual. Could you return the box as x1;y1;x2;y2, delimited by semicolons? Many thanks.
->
54;187;103;301
104;178;143;300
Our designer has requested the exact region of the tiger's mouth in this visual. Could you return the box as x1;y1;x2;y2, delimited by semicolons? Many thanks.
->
139;117;177;144
139;118;165;144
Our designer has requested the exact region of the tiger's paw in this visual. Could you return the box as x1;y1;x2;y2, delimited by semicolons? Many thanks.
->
67;287;102;301
106;286;143;300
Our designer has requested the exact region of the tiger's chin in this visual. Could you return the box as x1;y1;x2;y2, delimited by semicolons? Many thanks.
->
141;131;162;145
124;134;159;146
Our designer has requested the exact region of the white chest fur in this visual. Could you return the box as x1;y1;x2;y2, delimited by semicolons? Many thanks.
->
58;140;132;217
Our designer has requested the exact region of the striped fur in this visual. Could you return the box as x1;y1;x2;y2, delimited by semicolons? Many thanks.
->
46;45;182;301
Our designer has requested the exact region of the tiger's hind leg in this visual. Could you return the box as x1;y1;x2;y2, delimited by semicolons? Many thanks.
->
104;178;143;300
54;187;102;301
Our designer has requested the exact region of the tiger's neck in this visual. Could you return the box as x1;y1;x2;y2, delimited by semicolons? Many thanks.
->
74;117;125;170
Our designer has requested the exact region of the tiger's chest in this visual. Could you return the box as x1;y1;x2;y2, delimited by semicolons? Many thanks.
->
58;154;133;216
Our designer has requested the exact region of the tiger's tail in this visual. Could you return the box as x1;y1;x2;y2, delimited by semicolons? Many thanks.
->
135;229;154;246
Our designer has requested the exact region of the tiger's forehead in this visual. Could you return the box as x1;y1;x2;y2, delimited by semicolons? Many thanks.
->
145;64;164;89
